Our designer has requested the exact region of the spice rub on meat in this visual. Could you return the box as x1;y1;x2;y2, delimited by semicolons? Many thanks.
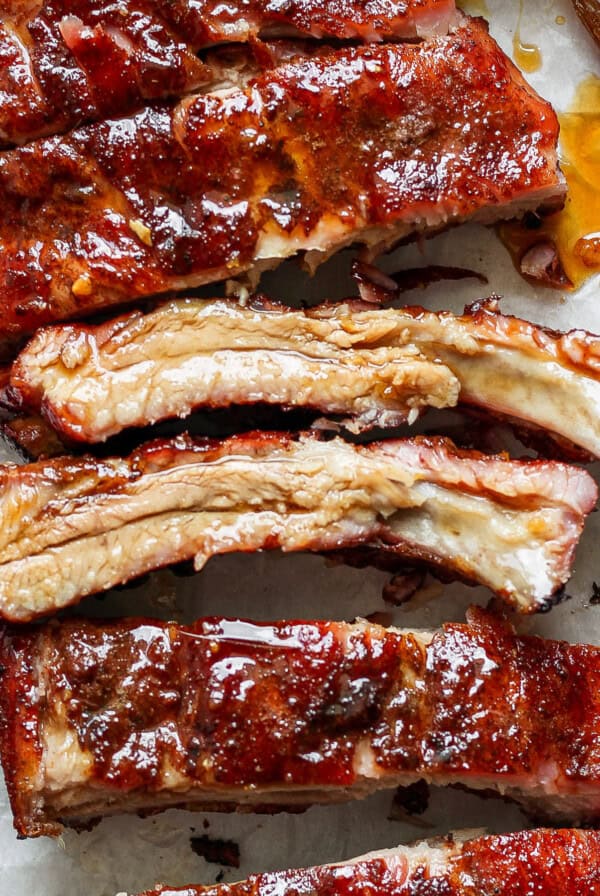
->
137;830;600;896
0;0;458;148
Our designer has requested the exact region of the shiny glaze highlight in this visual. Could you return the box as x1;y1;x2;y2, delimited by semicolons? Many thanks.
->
0;17;562;350
4;610;600;835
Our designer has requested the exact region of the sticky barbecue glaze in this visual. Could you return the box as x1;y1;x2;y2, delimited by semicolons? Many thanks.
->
138;830;600;895
0;0;457;148
0;0;209;148
0;16;563;350
4;610;600;835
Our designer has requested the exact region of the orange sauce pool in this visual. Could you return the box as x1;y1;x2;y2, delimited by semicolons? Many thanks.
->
498;75;600;289
554;77;600;283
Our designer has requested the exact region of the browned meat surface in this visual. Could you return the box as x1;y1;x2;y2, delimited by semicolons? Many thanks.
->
0;16;564;351
0;431;594;621
0;414;69;460
10;296;600;457
0;0;459;148
0;0;210;149
573;0;600;45
5;610;600;835
137;830;600;895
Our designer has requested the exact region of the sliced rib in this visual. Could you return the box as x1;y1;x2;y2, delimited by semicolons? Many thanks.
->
7;297;461;440
0;0;458;149
10;296;600;459
0;431;594;621
0;15;564;350
4;609;600;835
135;830;600;895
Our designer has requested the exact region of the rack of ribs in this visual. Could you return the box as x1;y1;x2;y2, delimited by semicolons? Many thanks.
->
0;431;594;621
0;15;564;351
9;296;600;458
4;608;600;836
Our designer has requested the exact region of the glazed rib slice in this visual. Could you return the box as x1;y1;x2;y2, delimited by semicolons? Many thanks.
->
0;431;594;621
5;609;600;835
0;0;211;149
0;15;564;350
136;830;600;895
10;296;600;458
0;0;457;149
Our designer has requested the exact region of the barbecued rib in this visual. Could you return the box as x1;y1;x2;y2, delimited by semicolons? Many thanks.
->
4;609;600;836
0;0;458;149
135;830;600;895
0;431;594;621
0;15;564;351
10;296;600;458
0;413;68;461
7;297;460;439
0;0;211;149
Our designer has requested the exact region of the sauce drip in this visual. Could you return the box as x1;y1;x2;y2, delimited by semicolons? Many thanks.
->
498;76;600;289
513;0;542;73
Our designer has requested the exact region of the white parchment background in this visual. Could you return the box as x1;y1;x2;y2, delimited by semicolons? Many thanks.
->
1;1;599;893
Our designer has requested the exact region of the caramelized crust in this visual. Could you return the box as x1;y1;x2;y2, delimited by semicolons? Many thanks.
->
0;0;210;149
138;830;600;895
0;431;594;621
0;16;563;350
5;610;600;836
10;296;600;457
0;0;458;148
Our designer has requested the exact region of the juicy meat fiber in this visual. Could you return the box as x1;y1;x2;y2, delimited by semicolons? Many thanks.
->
0;0;458;148
0;431;593;621
137;830;600;895
10;296;600;458
5;609;600;835
8;297;462;440
0;16;564;350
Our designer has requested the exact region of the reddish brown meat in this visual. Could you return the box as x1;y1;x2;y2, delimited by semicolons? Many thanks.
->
0;0;210;149
572;0;600;46
0;16;564;351
137;830;600;896
4;610;600;836
0;431;594;621
0;0;458;148
0;414;69;460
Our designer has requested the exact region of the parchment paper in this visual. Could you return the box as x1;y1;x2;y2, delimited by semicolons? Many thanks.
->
1;2;599;892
